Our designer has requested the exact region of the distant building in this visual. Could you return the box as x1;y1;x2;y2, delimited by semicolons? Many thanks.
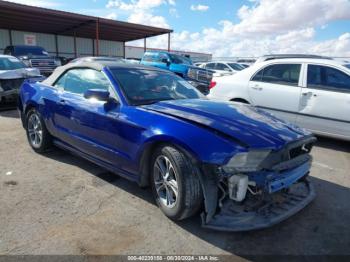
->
0;1;172;59
125;46;212;62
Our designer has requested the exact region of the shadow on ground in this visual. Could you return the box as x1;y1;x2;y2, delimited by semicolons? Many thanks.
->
315;136;350;153
41;141;350;257
0;108;19;118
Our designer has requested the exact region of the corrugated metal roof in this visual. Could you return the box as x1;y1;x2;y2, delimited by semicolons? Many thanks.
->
0;1;173;42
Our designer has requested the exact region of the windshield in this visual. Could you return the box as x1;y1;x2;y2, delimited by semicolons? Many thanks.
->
14;46;48;56
168;54;192;65
344;64;350;69
111;69;204;105
0;57;26;70
228;63;245;71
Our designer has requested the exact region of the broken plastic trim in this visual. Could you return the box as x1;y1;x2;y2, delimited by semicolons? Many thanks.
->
201;178;315;232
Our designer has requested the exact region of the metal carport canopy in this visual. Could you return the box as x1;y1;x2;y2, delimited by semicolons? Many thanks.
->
0;1;173;42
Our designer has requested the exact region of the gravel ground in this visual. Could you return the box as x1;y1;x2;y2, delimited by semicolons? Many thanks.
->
0;109;349;258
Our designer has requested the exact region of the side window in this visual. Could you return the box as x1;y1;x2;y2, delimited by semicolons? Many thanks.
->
251;68;263;81
157;53;169;63
205;63;215;69
142;53;155;62
215;63;230;71
308;65;350;91
258;64;301;86
54;68;111;95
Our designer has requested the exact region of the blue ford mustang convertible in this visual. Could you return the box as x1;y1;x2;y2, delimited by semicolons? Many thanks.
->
18;61;316;231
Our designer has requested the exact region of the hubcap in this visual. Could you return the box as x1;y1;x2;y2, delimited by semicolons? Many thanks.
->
28;113;43;148
153;155;179;208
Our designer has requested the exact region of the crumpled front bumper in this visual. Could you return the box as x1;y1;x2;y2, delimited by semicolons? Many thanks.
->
201;179;315;232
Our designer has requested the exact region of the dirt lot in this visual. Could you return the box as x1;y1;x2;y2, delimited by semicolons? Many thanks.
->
0;109;349;258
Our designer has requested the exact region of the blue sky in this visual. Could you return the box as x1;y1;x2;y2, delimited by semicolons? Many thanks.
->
7;0;350;57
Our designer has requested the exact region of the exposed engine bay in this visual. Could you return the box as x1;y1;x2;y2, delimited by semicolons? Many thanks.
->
0;66;41;103
201;136;317;231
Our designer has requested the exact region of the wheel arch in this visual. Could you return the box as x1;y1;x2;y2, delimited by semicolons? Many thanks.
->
138;137;201;188
230;98;250;104
174;72;184;78
21;102;38;127
138;137;219;223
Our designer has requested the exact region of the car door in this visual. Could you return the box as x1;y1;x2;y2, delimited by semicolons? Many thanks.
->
297;64;350;139
248;63;303;124
52;68;128;167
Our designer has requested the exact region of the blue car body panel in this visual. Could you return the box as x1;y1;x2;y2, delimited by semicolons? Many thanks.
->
140;51;210;84
18;63;315;231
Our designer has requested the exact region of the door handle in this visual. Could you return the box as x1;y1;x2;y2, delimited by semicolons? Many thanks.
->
302;92;317;97
251;85;263;91
302;92;312;96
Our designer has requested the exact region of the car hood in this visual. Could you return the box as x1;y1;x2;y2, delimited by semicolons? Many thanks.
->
0;68;41;80
143;99;309;149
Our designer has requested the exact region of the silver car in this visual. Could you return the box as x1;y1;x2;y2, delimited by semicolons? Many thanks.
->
0;55;40;103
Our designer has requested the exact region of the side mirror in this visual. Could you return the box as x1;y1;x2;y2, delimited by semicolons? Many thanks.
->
161;58;170;66
84;89;110;102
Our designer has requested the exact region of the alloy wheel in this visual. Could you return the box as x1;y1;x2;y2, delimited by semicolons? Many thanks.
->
153;155;179;208
27;113;43;148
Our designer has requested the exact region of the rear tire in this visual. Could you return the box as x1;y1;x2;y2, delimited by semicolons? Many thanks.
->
25;108;53;153
150;145;203;220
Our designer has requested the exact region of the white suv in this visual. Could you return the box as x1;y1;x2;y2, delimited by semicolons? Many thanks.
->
208;58;350;141
201;61;245;75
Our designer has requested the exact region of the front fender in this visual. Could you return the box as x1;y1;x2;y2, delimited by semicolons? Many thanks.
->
137;134;222;223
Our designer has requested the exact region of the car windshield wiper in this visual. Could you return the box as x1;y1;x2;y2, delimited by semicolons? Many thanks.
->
137;98;176;105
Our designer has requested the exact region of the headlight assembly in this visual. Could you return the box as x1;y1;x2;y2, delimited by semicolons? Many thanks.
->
22;59;31;67
223;150;271;173
54;58;62;66
187;68;197;80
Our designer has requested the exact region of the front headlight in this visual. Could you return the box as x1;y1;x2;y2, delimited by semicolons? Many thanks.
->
223;150;271;173
54;58;62;66
187;68;197;79
22;59;31;67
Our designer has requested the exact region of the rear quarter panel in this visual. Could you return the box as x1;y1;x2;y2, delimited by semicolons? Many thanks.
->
19;80;60;136
208;71;252;102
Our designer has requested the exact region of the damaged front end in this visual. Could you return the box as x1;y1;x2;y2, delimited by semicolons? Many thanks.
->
0;68;42;103
200;136;317;231
0;78;25;102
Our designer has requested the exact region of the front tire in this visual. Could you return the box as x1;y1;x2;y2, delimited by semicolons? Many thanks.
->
25;108;52;153
151;146;203;220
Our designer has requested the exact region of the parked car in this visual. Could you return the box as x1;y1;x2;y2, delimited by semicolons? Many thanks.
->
140;51;212;95
0;55;41;104
208;58;350;141
4;45;61;76
194;62;205;67
201;61;245;75
18;61;316;231
237;58;256;65
239;63;250;69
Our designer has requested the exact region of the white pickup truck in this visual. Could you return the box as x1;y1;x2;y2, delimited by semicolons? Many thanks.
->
208;58;350;141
